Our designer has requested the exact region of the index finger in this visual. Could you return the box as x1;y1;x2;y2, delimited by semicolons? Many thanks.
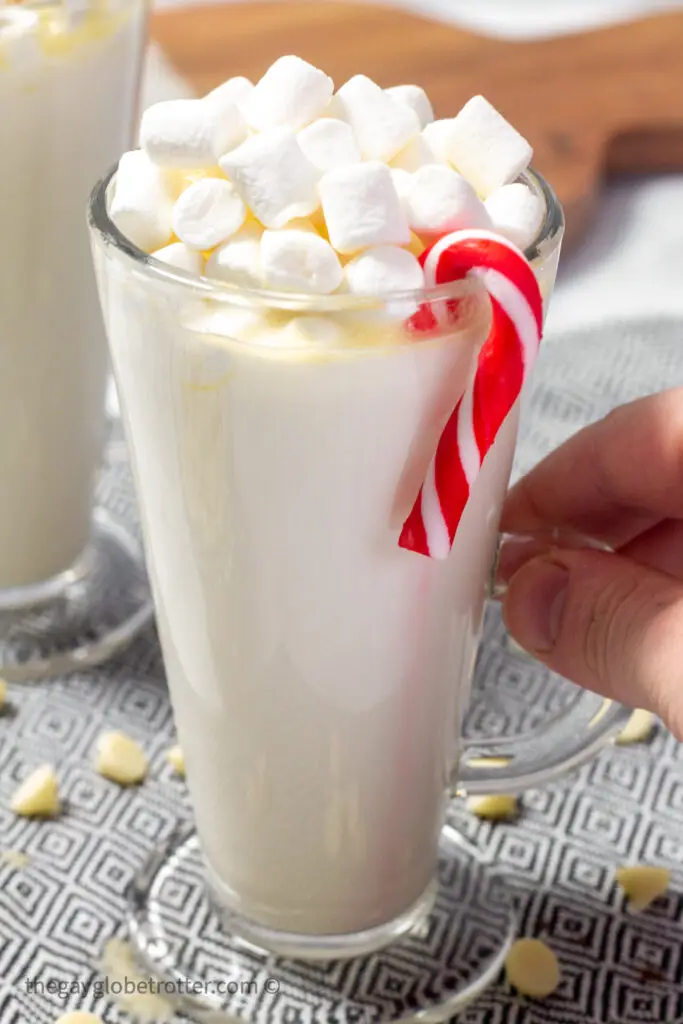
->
502;388;683;545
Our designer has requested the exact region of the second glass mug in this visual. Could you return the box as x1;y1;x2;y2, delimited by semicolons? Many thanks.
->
0;0;151;679
89;166;628;962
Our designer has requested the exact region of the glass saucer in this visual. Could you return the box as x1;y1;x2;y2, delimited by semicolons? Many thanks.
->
127;823;516;1023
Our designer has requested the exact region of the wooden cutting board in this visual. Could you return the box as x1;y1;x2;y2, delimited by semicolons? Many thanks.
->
151;1;683;249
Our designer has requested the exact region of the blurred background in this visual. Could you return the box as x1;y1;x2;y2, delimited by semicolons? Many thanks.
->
143;0;683;340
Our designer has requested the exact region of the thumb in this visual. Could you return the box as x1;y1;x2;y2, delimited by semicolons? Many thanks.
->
502;548;683;739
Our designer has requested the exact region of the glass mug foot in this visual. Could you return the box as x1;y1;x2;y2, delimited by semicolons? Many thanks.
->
127;822;517;1023
0;508;153;682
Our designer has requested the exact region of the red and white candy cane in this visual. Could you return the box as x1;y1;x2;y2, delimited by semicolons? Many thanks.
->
399;229;544;559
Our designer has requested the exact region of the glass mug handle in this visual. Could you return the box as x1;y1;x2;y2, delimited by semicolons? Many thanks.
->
454;529;632;797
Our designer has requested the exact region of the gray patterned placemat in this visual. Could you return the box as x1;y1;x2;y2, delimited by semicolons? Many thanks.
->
2;318;683;1024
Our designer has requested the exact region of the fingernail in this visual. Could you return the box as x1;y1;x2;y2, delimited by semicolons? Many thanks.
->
507;559;569;653
493;537;551;597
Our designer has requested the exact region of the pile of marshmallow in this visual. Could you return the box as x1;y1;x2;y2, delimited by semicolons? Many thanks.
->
112;55;542;300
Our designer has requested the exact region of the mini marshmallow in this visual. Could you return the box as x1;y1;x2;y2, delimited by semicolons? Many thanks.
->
204;76;254;114
205;224;263;287
261;229;343;294
280;316;343;347
407;165;491;236
390;168;413;209
344;246;425;296
335;75;420;163
242;55;334;132
187;305;263;341
172;177;246;250
111;150;174;252
220;128;321;229
152;242;204;274
297;118;361;173
422;119;456;163
391;134;438;172
447;95;533;197
386;85;434;128
140;98;247;169
319;162;410;255
484;182;544;252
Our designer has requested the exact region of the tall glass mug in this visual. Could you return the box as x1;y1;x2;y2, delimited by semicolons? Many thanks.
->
0;0;152;679
89;167;629;1017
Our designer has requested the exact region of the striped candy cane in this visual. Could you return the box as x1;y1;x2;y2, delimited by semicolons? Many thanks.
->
399;230;544;559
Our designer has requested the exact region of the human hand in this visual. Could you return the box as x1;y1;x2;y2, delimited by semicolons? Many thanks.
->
500;388;683;738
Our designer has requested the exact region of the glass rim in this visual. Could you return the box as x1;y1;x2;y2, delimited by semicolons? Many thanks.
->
88;160;564;314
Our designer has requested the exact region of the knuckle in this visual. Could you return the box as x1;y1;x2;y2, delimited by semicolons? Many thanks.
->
579;568;650;688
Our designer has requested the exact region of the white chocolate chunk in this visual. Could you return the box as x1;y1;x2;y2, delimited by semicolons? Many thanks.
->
484;182;544;251
407;165;491;236
0;849;30;868
422;118;457;163
465;756;512;769
140;98;247;169
447;95;533;198
11;765;60;818
242;55;334;132
56;1014;104;1024
616;709;655;745
205;223;263;287
297;118;361;173
203;76;254;114
616;865;670;911
505;938;560;998
220;128;321;229
166;745;185;776
466;794;518;821
391;134;438;173
386;84;434;128
319;162;410;255
261;229;343;294
95;731;147;786
151;242;204;275
172;178;246;250
111;150;174;252
344;246;424;296
335;75;421;163
100;938;174;1021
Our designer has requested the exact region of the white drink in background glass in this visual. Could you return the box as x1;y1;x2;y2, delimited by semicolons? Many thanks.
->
0;0;146;590
91;167;562;944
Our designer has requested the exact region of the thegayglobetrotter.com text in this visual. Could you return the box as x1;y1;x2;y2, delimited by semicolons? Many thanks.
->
24;976;281;998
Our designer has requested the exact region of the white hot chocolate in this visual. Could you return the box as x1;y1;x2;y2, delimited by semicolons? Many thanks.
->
0;1;145;589
94;57;561;941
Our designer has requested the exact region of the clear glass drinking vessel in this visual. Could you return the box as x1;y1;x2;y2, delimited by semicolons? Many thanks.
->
0;0;152;680
89;164;630;1019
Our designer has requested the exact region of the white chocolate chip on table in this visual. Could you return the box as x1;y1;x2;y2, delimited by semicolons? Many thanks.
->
616;709;656;745
505;938;561;998
11;764;60;818
616;865;670;911
95;731;148;786
466;794;518;821
166;744;185;776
